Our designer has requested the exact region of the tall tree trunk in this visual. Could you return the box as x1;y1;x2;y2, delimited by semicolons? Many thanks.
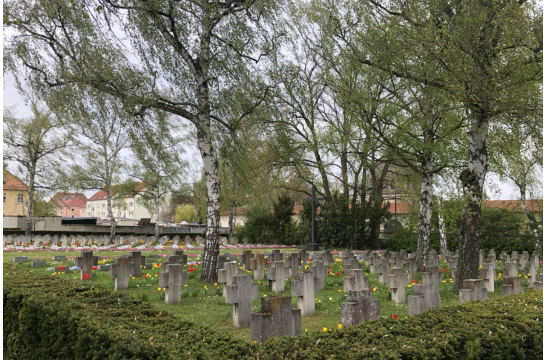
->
228;201;237;242
198;126;221;283
517;183;542;257
456;116;488;293
370;163;389;249
314;149;335;211
154;184;160;240
437;196;448;255
106;186;116;243
340;150;349;202
416;153;433;270
25;162;37;236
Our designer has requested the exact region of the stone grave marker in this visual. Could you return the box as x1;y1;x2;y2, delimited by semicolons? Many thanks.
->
343;269;368;291
291;271;319;316
309;259;327;290
13;256;28;263
459;279;487;304
251;296;301;343
500;276;524;296
251;254;265;280
196;235;204;245
185;236;192;245
241;250;253;271
158;264;185;305
421;266;441;308
172;235;180;244
159;236;168;245
321;250;333;266
270;249;283;262
173;250;188;266
128;251;146;277
53;255;66;261
225;275;259;327
75;251;99;280
109;257;134;290
408;283;436;315
218;262;242;297
533;274;543;291
523;261;537;288
218;254;228;272
98;265;110;271
479;249;486;264
377;258;391;284
287;253;300;278
368;252;380;274
341;289;380;327
298;249;308;266
388;267;409;304
31;261;46;268
267;261;288;293
161;255;181;272
403;257;417;282
480;263;496;292
503;262;519;277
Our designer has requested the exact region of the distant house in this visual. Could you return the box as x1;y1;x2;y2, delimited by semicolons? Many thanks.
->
49;192;88;218
87;182;170;220
3;170;29;216
219;205;305;228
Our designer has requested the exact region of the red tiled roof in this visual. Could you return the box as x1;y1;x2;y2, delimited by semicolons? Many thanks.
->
3;170;28;191
49;192;87;208
384;202;411;214
88;182;146;201
482;199;542;213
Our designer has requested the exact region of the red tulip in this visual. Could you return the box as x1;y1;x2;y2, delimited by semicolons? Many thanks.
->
392;314;398;320
336;272;339;276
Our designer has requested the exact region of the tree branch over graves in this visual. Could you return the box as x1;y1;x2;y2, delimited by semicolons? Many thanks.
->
4;0;281;283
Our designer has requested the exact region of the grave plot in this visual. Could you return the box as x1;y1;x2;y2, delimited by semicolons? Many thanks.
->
251;295;301;343
225;275;259;327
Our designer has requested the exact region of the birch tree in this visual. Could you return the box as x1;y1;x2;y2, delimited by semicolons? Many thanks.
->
124;110;187;240
4;0;279;282
60;96;129;242
3;102;69;235
343;0;542;291
490;112;543;254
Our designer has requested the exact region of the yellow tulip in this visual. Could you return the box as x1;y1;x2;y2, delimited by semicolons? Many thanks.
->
338;324;342;329
323;327;327;332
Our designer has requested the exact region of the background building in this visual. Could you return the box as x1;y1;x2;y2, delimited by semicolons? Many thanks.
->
3;170;28;216
49;192;88;218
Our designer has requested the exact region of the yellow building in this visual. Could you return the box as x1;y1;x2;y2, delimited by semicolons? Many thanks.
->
3;170;29;216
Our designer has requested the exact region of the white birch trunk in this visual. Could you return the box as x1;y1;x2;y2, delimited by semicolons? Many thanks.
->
456;116;488;292
417;154;433;269
106;186;116;243
155;185;161;240
24;162;37;236
437;197;448;255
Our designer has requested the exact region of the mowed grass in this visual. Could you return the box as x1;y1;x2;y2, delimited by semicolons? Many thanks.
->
4;248;542;341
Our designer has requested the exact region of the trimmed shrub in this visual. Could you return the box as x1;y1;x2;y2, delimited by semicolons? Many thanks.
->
4;264;543;359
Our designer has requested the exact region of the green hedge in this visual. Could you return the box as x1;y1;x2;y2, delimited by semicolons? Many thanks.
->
4;264;543;360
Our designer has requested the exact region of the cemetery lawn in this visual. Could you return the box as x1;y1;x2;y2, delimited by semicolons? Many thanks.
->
5;249;540;341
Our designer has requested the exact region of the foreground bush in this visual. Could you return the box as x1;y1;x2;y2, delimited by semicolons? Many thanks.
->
4;264;542;359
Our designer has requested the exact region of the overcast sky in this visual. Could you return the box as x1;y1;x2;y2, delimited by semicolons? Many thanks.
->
2;72;540;201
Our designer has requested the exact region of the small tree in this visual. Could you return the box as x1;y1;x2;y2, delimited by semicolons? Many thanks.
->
174;204;198;224
60;96;128;242
3;101;69;235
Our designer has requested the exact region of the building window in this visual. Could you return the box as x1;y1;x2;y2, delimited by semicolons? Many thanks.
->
3;193;5;203
129;202;133;207
129;211;133;216
88;204;91;208
17;194;24;203
72;208;75;212
102;204;105;208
